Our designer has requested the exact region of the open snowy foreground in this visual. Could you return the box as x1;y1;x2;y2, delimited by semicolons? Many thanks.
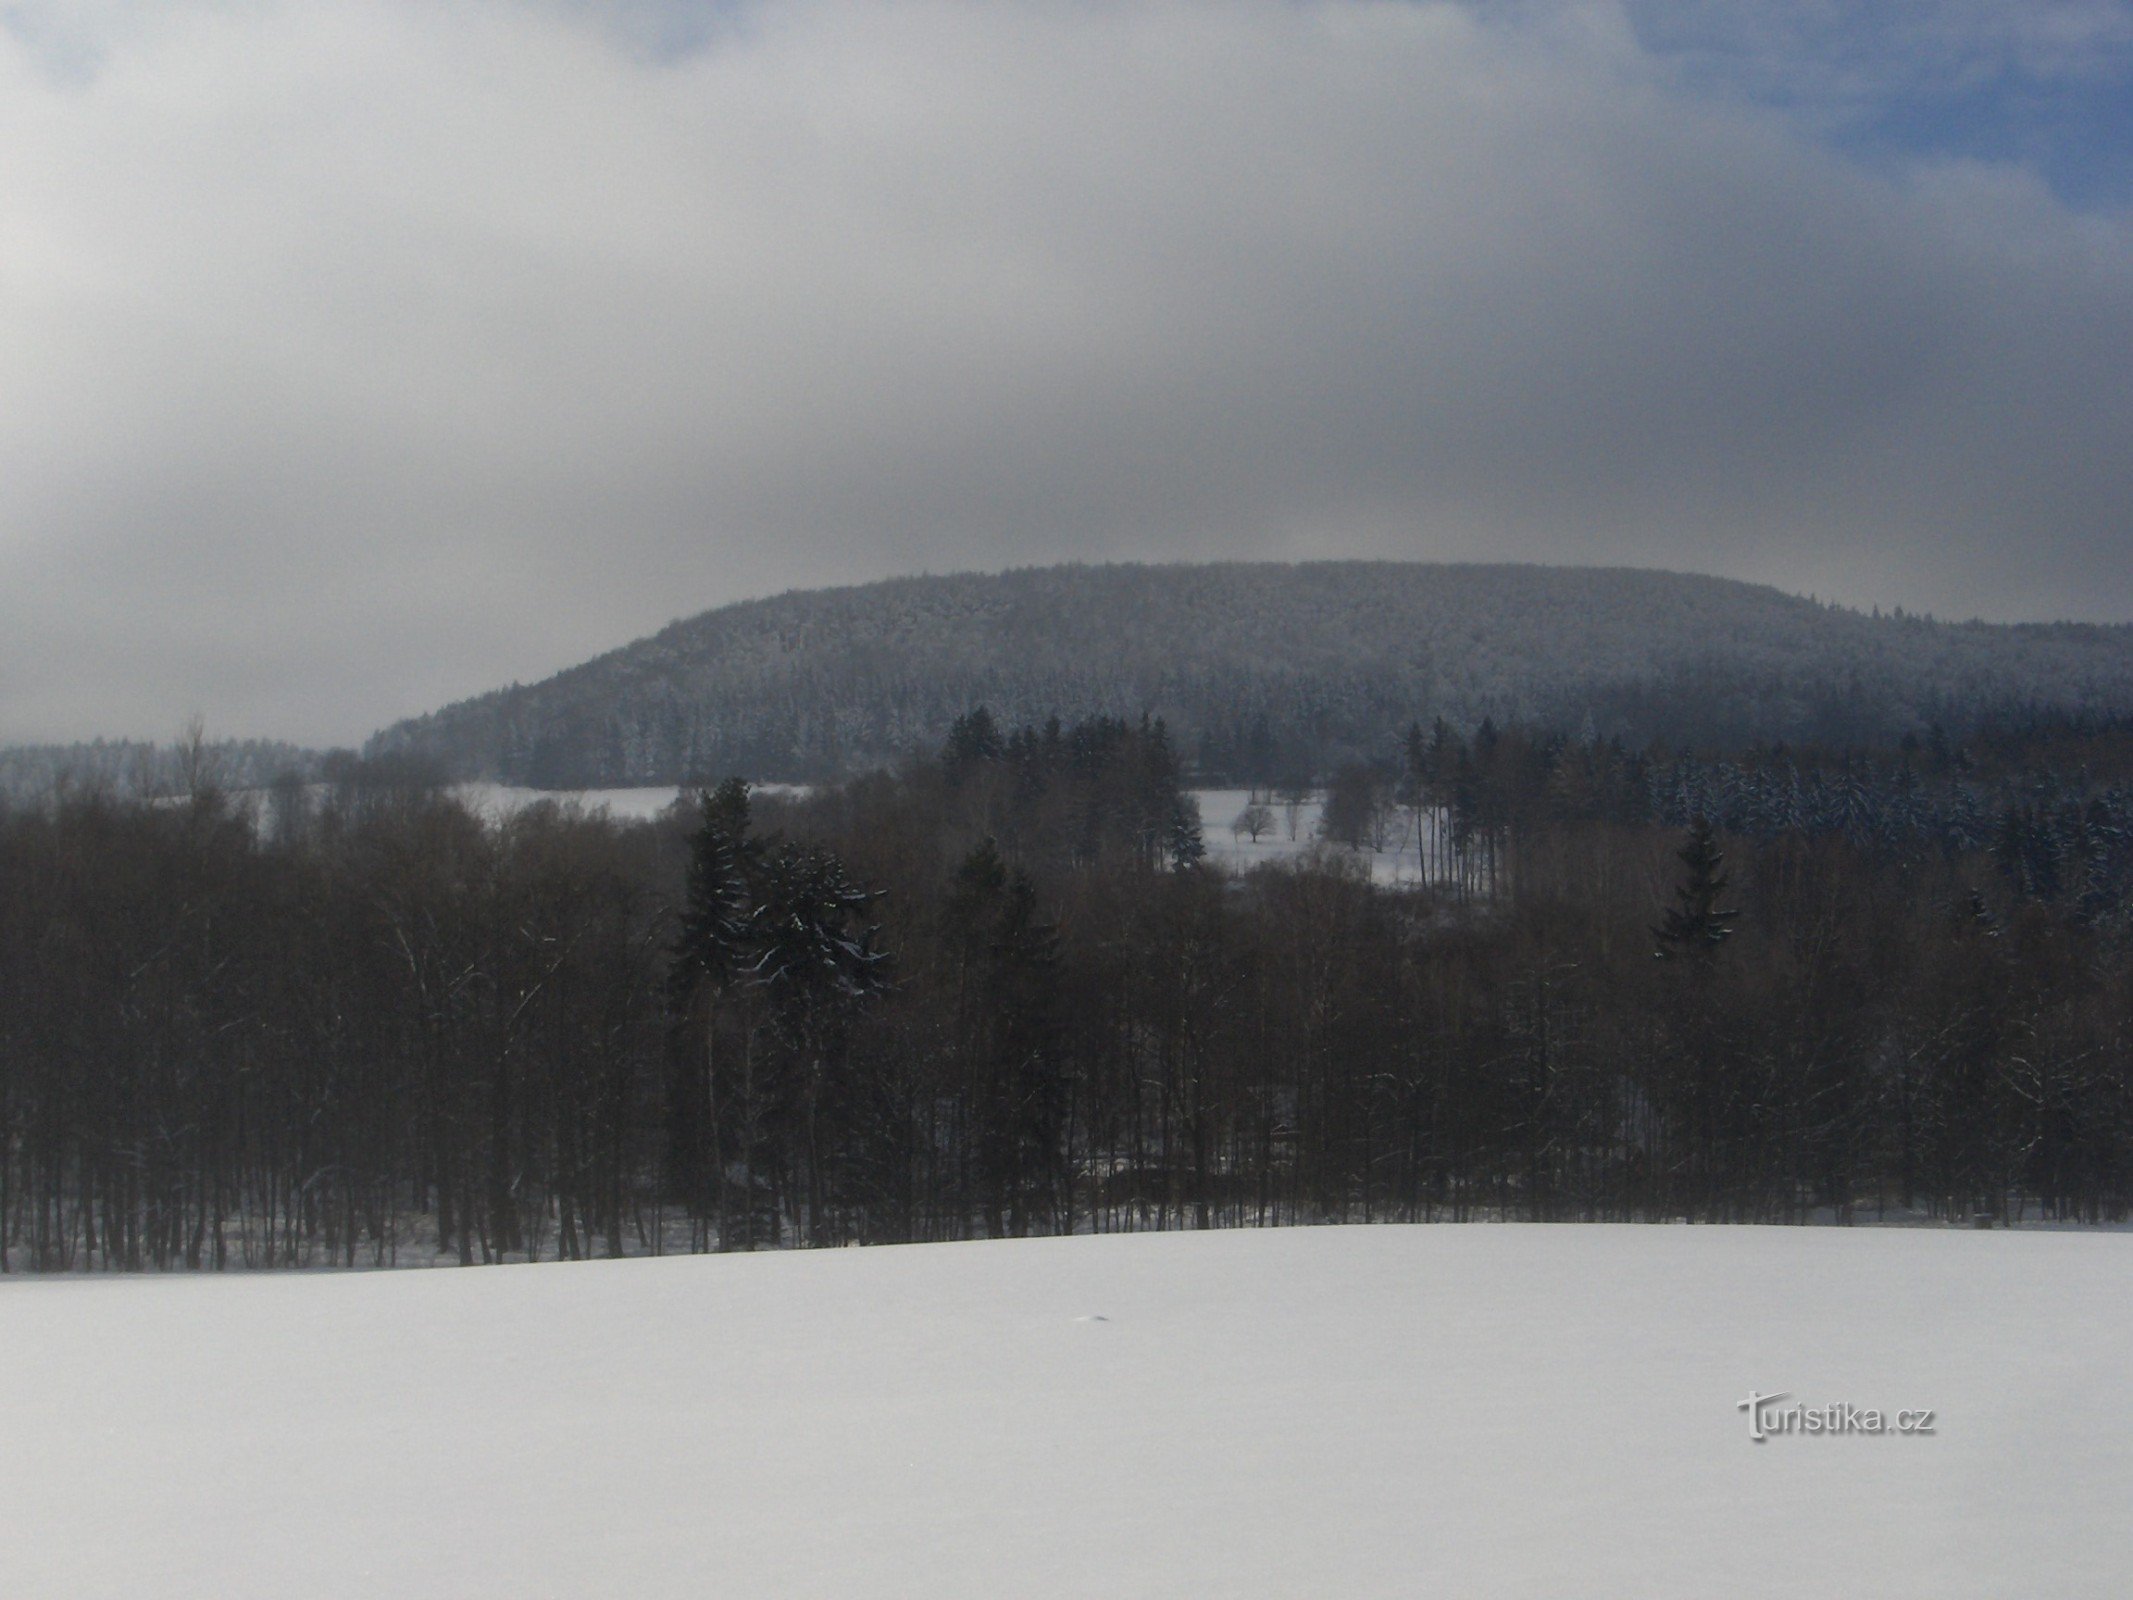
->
5;1227;2129;1599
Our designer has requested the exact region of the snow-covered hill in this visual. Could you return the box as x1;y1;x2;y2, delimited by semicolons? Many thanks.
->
5;1226;2127;1598
365;561;2133;786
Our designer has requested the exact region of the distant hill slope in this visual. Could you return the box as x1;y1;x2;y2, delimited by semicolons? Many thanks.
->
366;562;2133;784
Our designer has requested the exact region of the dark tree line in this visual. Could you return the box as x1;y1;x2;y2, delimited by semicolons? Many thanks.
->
6;709;2133;1270
0;773;670;1270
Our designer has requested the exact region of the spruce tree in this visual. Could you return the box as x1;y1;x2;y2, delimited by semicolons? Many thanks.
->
1168;793;1206;871
670;777;758;1006
744;841;890;1246
667;777;761;1244
944;707;1003;780
1654;816;1739;957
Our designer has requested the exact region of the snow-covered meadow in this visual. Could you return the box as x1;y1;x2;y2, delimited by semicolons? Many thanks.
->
449;781;809;825
455;783;1438;885
1195;786;1437;885
5;1225;2127;1598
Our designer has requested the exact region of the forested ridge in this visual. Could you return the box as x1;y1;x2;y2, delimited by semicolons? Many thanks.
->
9;705;2133;1271
366;562;2133;786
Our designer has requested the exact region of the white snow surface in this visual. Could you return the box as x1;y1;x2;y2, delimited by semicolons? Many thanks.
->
446;784;1425;858
5;1225;2128;1598
450;782;699;821
441;784;1436;885
448;781;824;823
1198;787;1436;884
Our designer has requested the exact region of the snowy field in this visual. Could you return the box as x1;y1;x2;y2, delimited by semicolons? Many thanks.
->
5;1226;2128;1599
1196;787;1436;885
455;783;1436;884
452;782;744;823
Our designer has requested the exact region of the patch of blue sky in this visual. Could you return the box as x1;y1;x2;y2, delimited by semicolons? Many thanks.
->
1614;0;2133;209
557;0;755;63
0;1;112;86
1847;69;2133;208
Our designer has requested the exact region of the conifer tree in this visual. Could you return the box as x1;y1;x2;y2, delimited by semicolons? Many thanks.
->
1168;793;1206;871
1654;817;1739;957
668;777;761;1243
945;840;1066;1235
671;777;759;1004
944;707;1003;780
746;842;890;1244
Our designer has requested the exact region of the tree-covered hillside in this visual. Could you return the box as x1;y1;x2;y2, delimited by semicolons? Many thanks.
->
365;562;2133;785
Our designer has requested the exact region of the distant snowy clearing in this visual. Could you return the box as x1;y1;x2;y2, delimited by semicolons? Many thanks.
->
1196;786;1436;885
449;781;810;824
454;783;1436;883
5;1227;2128;1598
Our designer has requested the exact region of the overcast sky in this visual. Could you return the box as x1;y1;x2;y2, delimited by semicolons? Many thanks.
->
4;0;2131;746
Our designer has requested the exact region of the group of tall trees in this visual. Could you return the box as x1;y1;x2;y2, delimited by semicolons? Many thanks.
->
6;706;2133;1271
665;778;889;1250
0;770;669;1271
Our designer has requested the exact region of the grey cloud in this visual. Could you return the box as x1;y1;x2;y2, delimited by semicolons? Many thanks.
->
1;0;2130;745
